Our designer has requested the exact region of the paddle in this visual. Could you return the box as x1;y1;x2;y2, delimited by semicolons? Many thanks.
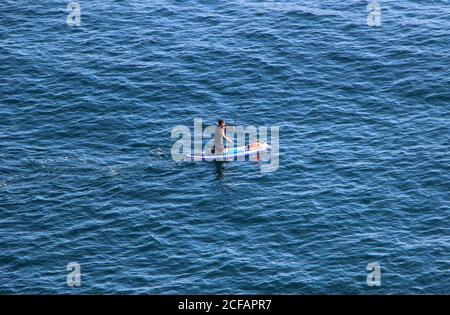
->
229;104;242;128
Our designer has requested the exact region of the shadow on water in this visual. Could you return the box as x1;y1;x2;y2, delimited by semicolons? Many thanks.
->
214;161;227;180
214;153;262;180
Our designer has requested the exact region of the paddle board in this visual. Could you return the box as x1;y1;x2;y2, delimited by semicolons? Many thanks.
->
186;142;270;161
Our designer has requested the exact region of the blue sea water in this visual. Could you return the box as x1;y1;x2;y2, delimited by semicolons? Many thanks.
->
0;0;449;294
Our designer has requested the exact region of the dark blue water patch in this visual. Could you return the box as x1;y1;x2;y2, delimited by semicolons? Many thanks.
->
0;0;449;294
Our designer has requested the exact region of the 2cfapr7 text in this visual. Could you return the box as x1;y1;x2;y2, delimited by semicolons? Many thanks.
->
178;299;272;312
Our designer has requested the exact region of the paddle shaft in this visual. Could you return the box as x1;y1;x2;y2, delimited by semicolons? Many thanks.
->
231;104;242;127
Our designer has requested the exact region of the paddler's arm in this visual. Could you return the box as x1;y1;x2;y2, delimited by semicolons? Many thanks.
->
224;125;235;143
224;135;232;143
221;128;233;143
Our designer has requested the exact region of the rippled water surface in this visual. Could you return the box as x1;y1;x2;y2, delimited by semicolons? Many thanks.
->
1;0;449;294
